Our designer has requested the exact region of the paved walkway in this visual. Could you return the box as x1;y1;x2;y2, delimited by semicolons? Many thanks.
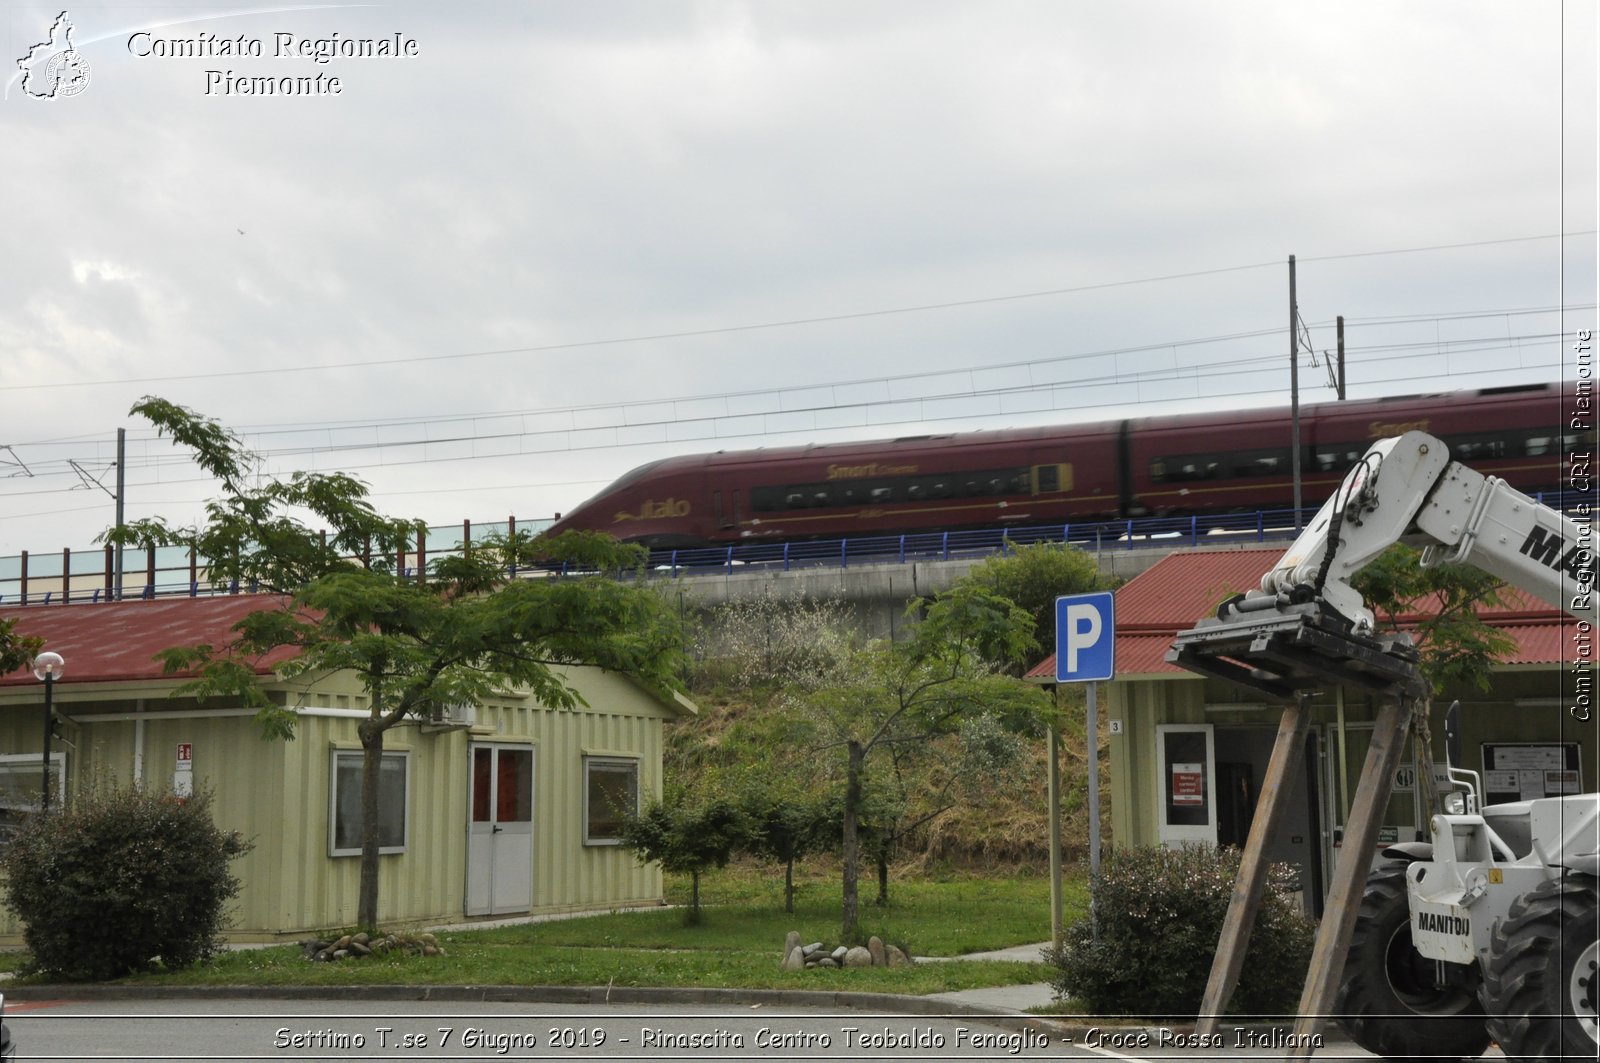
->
922;940;1059;1014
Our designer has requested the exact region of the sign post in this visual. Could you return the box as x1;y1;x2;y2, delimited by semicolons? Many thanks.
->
1056;591;1115;876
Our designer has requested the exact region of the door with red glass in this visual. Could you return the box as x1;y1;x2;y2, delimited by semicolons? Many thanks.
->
466;744;534;916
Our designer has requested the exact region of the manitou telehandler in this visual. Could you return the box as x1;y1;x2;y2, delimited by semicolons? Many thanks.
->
1169;430;1597;1061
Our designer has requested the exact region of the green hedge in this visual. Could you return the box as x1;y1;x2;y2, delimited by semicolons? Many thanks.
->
1047;844;1314;1017
2;785;250;981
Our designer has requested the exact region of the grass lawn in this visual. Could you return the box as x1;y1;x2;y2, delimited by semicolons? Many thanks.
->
18;866;1086;993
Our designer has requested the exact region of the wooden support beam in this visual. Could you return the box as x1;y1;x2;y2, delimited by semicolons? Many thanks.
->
1196;694;1311;1035
1287;693;1413;1058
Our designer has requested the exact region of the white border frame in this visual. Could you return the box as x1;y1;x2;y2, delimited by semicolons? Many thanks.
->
328;748;411;857
582;755;638;847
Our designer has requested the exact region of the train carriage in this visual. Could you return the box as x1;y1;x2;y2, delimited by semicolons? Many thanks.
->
546;383;1571;548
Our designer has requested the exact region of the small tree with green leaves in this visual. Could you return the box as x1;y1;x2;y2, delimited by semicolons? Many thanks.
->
618;788;750;924
1351;543;1516;692
101;397;686;932
738;779;832;914
955;541;1105;659
800;584;1056;941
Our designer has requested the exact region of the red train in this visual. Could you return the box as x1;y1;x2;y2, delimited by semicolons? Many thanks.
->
545;383;1575;548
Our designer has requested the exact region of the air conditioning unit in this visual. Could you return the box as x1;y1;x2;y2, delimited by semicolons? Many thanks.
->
420;700;474;733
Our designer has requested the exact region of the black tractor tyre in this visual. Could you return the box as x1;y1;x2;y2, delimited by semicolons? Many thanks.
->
1480;872;1600;1062
1334;860;1492;1061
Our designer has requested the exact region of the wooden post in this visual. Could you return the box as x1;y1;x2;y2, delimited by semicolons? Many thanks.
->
61;547;70;603
19;550;28;604
1287;693;1414;1058
1196;694;1311;1035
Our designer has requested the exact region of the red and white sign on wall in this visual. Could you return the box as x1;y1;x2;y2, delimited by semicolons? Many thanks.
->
174;742;194;798
1171;762;1204;807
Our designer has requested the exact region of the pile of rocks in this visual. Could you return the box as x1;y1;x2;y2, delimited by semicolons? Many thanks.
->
299;931;447;962
780;930;910;970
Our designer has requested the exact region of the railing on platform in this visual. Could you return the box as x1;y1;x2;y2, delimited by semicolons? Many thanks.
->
0;517;553;607
3;489;1591;602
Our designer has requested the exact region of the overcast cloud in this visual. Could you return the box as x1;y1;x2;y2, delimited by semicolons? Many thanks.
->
0;1;1595;555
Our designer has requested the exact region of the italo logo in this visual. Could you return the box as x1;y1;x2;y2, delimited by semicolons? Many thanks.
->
613;499;691;522
16;10;91;99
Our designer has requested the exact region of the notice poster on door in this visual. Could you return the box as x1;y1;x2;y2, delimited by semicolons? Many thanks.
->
1171;763;1205;807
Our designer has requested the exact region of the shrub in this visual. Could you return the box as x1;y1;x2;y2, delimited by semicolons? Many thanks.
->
1048;844;1314;1017
1;784;251;980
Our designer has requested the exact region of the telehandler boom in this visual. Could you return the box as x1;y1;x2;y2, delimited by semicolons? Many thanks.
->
1168;430;1596;1061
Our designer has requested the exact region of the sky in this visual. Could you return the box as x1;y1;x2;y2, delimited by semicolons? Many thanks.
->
1;1;1596;557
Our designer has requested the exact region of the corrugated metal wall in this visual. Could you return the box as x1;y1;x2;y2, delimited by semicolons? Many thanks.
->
0;668;677;942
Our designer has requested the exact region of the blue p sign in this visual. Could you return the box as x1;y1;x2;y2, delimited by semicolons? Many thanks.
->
1056;591;1115;683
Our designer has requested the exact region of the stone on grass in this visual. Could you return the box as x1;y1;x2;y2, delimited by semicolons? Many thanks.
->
782;946;805;971
843;946;873;968
867;936;886;966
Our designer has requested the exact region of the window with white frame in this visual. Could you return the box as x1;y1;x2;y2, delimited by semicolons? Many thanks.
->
584;757;638;845
0;753;65;843
329;749;408;857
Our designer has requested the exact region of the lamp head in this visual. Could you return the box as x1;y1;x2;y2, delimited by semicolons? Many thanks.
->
31;651;65;683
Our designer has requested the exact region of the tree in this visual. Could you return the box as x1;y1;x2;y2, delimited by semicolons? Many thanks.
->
800;583;1055;941
102;397;686;930
0;617;43;678
738;779;832;914
954;541;1104;660
618;788;749;924
1351;543;1516;692
1352;543;1517;814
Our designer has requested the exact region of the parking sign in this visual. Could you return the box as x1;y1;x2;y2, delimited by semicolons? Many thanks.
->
1055;591;1115;683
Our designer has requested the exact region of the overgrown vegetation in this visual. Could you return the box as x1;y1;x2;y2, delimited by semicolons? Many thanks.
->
667;541;1111;902
1;785;251;981
1047;845;1314;1017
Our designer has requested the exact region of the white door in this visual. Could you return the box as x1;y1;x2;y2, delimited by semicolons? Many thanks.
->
466;744;534;916
1156;724;1217;847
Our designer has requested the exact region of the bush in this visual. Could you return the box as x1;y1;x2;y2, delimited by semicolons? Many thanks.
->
1047;845;1314;1017
1;785;251;980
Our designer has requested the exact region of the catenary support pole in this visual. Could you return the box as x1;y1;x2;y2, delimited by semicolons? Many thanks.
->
1290;255;1302;531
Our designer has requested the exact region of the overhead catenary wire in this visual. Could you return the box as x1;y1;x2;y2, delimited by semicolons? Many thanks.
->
0;231;1591;397
0;328;1570;493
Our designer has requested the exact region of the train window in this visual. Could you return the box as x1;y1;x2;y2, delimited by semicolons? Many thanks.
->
1449;435;1508;461
1036;466;1060;493
870;486;895;503
1525;435;1554;457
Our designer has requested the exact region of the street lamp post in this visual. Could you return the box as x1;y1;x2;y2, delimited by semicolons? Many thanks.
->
31;652;65;813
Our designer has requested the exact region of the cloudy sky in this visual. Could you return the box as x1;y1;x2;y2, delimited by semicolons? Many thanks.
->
1;1;1595;558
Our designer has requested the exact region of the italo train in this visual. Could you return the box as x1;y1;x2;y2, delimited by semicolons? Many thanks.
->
544;383;1574;548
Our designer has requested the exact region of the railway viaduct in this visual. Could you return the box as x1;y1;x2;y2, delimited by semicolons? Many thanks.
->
659;540;1263;642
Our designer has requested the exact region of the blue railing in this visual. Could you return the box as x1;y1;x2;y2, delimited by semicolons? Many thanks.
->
643;509;1313;576
642;488;1594;577
5;490;1591;598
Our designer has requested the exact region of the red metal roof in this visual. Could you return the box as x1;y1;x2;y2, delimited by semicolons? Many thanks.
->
0;595;302;686
1026;547;1574;680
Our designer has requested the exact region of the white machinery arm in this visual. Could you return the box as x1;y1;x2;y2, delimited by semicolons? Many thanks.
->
1258;431;1595;634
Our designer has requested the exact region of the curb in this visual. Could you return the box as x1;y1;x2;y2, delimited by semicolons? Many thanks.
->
0;983;1021;1016
0;983;1354;1046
